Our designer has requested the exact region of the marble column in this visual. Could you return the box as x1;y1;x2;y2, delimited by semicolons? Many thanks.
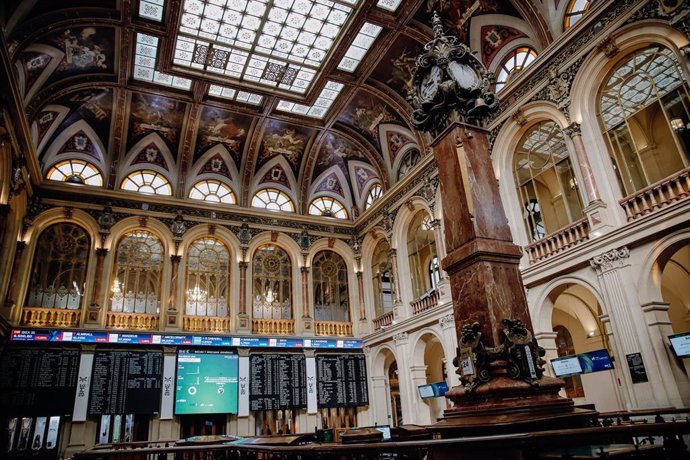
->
301;266;314;334
237;261;249;331
409;364;431;424
369;375;390;426
438;313;460;389
563;123;600;203
388;249;404;319
534;331;559;378
429;219;448;279
5;240;26;317
86;248;108;324
590;247;683;408
356;271;366;320
167;255;181;330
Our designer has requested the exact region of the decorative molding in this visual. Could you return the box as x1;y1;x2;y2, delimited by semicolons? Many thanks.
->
393;332;408;344
439;313;454;329
589;246;631;273
563;122;582;138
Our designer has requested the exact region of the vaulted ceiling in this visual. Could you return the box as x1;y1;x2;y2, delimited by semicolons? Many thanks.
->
2;0;566;220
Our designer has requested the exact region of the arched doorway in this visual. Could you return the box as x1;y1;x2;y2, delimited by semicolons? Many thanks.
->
548;283;622;412
660;242;690;374
388;361;402;427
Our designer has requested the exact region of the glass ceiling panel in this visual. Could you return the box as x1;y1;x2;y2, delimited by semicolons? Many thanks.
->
134;33;193;90
276;81;343;118
376;0;402;12
175;0;356;94
208;84;264;105
338;22;382;72
139;0;166;21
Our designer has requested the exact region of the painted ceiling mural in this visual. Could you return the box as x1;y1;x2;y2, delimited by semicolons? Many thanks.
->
194;106;253;169
6;0;555;216
337;91;407;151
35;88;113;162
370;35;425;102
127;92;187;161
256;120;313;177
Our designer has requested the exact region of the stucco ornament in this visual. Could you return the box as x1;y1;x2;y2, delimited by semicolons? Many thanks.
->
408;11;498;132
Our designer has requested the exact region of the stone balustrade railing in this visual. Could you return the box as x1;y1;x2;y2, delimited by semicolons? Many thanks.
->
411;290;439;315
373;311;394;331
251;318;295;335
106;312;159;330
524;217;590;264
21;307;80;327
619;167;690;221
314;320;353;336
183;315;231;333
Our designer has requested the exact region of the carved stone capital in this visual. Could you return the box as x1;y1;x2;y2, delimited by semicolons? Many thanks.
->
95;248;109;257
388;248;397;259
439;313;455;329
170;255;182;264
596;35;620;58
239;261;249;270
362;346;371;355
563;122;582;138
590;246;630;273
393;332;408;344
301;266;310;274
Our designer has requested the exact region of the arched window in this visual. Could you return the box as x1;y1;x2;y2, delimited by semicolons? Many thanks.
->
47;160;103;186
397;148;421;180
121;170;172;195
598;45;690;197
407;212;438;299
189;179;236;204
25;223;90;310
185;237;230;317
564;0;592;30
371;239;393;318
308;196;348;219
365;183;383;209
495;47;537;93
110;230;164;314
251;188;295;212
312;251;349;322
554;325;585;398
514;121;583;241
429;256;440;290
252;244;292;319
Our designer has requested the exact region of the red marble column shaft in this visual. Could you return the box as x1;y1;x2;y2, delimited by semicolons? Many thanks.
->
432;123;532;348
239;261;248;315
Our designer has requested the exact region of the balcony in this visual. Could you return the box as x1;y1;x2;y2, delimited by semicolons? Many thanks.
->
373;311;394;331
106;312;159;330
251;318;295;335
524;217;590;264
183;315;231;333
619;167;690;221
315;320;353;336
21;307;80;327
411;290;439;315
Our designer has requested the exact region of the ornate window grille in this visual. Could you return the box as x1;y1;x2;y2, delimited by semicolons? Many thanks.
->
312;251;349;322
252;244;292;320
185;237;230;317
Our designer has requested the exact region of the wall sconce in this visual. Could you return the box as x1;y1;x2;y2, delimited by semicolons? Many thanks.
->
671;117;687;132
587;331;595;338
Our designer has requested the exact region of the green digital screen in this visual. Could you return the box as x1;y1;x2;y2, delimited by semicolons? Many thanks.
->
175;350;238;415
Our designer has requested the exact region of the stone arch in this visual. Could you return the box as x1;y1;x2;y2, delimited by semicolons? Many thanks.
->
119;132;177;187
308;165;353;213
250;155;299;210
361;229;391;321
30;104;69;155
410;328;449;424
42;119;108;177
186;144;241;200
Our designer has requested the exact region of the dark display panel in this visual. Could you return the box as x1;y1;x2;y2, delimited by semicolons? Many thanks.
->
249;354;306;410
88;350;162;415
175;350;238;415
0;348;80;416
316;354;368;407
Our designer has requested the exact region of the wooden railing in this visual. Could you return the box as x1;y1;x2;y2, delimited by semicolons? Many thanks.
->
251;318;295;335
183;315;231;333
21;307;80;327
619;167;690;221
524;217;590;264
411;290;439;315
373;311;394;330
105;312;159;330
315;321;353;336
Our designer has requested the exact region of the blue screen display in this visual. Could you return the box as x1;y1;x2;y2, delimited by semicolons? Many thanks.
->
578;349;614;373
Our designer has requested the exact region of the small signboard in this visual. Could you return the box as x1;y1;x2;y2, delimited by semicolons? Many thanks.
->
626;353;648;384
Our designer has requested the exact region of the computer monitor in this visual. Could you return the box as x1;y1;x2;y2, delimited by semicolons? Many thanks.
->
669;332;690;358
551;355;583;377
578;349;614;373
418;384;435;399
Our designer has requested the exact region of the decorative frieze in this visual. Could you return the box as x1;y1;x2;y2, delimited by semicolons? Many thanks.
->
439;313;455;329
589;246;630;273
393;332;408;344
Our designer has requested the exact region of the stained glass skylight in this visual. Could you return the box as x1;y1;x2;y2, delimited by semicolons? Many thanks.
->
134;33;193;90
139;0;165;21
174;0;357;94
208;84;264;105
276;81;343;118
376;0;402;12
338;22;382;72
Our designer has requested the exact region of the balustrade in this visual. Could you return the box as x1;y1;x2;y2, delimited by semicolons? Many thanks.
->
410;290;439;315
251;318;295;335
314;321;353;336
373;311;394;330
619;167;690;221
106;312;159;330
183;315;231;333
524;217;590;264
21;307;80;327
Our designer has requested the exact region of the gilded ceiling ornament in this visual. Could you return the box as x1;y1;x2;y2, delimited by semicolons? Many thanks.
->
408;11;498;132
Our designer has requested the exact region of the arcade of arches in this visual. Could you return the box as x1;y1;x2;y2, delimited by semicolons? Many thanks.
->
1;0;690;457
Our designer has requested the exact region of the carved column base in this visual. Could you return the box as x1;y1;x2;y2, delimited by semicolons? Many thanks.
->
236;313;250;332
301;316;315;336
434;376;595;436
584;199;614;237
165;309;180;331
85;304;101;325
